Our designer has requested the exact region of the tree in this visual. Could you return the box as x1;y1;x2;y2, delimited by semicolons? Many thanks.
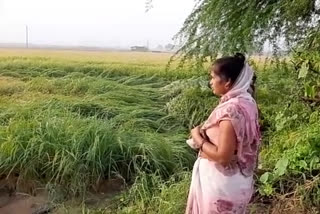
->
171;0;320;64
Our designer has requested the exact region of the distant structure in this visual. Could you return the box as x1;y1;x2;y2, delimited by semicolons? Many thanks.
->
26;25;29;48
130;46;149;52
165;43;175;51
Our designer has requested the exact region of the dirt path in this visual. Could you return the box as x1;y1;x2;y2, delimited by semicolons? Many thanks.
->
0;174;51;214
0;191;50;214
0;176;125;214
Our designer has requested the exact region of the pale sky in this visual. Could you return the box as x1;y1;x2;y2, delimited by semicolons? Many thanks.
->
0;0;196;48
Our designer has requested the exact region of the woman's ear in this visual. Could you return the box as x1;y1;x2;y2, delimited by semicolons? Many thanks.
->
225;78;232;89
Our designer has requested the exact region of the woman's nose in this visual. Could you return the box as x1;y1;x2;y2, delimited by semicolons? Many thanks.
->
208;81;211;89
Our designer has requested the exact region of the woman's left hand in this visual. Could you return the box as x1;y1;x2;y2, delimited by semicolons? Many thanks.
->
190;126;204;148
191;126;201;138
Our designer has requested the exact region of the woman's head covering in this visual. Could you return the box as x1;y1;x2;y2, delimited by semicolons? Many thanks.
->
220;63;255;104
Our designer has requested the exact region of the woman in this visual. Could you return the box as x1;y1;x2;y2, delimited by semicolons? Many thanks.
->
186;53;261;214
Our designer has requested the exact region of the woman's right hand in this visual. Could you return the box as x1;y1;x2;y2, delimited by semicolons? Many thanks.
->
199;149;212;161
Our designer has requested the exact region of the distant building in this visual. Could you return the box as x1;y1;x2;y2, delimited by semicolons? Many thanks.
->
130;46;149;52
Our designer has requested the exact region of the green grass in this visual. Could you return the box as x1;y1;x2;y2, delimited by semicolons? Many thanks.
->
0;50;319;213
0;54;205;196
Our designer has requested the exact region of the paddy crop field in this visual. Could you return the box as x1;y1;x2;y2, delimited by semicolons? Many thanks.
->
0;48;318;214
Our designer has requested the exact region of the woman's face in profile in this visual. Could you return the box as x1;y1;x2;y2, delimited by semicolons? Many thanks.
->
210;65;230;96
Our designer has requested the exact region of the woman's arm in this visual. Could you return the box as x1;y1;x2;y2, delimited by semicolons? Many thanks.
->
191;121;237;166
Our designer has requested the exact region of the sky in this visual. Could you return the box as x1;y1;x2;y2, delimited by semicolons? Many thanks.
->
0;0;196;48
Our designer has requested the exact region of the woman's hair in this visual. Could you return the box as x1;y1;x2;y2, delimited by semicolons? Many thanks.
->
212;53;246;84
212;53;256;98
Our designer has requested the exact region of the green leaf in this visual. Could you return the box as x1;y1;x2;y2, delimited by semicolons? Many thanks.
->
310;85;316;99
298;62;309;79
307;85;312;97
274;158;289;177
291;114;298;120
297;160;308;170
260;172;271;184
310;157;320;170
304;84;309;97
305;84;317;98
315;62;320;71
259;183;274;196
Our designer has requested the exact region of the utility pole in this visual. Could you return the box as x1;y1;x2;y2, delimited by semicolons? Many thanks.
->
26;25;29;48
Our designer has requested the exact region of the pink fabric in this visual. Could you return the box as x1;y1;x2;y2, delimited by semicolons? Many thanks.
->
186;63;261;214
186;158;254;214
202;97;261;177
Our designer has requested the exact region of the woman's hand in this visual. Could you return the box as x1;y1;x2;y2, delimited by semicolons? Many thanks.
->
199;150;212;160
191;126;201;138
190;126;205;149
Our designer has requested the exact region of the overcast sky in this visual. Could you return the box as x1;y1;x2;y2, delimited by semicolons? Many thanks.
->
0;0;196;48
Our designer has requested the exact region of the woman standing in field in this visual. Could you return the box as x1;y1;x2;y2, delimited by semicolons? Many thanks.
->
186;53;261;214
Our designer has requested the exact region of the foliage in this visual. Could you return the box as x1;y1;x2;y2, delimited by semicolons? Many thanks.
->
0;55;197;196
172;0;320;66
0;50;319;212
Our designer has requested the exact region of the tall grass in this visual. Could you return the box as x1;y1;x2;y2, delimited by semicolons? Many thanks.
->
82;59;320;214
0;54;204;196
0;50;319;213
